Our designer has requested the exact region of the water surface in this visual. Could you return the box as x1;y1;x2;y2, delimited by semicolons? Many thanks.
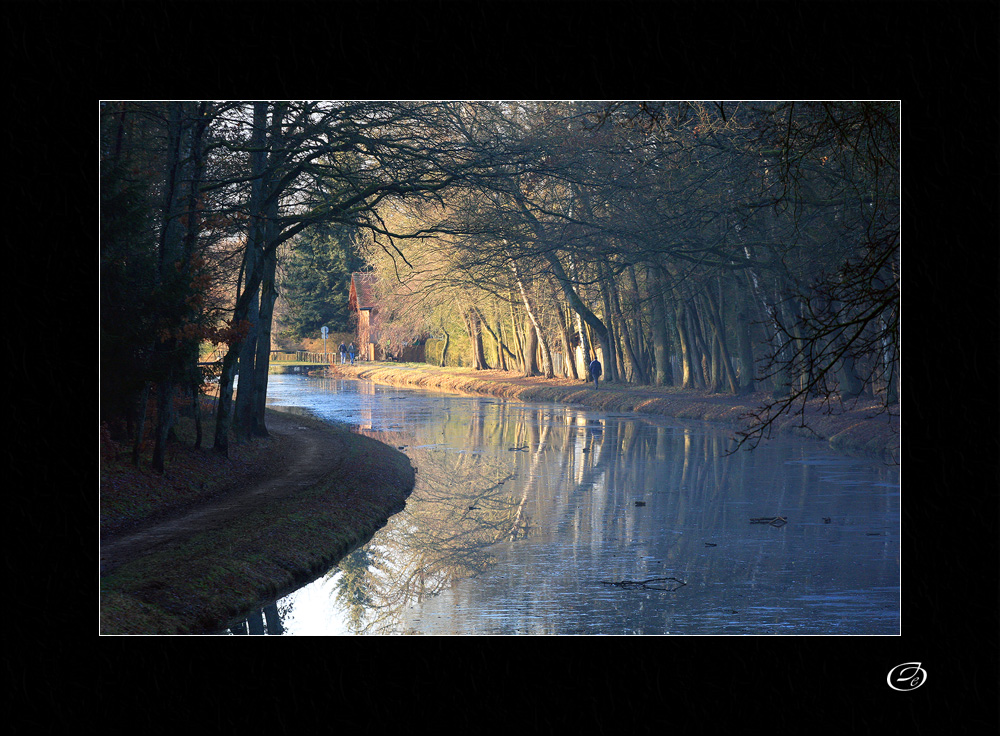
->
228;374;900;635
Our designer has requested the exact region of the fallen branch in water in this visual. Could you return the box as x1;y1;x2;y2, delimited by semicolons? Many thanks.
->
750;516;788;527
599;577;687;591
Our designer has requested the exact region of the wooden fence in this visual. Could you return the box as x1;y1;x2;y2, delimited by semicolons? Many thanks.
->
269;351;332;363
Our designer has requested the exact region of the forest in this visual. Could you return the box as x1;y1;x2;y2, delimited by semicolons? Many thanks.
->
100;101;899;472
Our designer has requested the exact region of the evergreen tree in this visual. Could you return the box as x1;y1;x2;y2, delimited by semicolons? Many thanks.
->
100;109;160;436
279;222;365;339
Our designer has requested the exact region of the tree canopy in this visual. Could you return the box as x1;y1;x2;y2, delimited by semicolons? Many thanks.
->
101;100;900;471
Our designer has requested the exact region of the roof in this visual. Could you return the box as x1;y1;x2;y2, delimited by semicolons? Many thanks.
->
349;272;378;311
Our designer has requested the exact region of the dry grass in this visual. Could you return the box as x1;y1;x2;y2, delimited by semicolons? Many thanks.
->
100;411;288;536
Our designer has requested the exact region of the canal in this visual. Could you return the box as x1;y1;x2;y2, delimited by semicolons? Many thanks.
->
225;374;900;635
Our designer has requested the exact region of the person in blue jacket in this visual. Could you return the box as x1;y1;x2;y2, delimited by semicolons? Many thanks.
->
589;357;602;389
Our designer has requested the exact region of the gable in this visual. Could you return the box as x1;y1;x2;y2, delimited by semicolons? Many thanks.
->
349;272;378;311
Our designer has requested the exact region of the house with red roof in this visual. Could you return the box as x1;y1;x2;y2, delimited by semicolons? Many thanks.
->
348;271;427;363
348;272;379;361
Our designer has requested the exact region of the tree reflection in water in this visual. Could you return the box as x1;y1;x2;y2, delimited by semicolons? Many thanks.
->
336;416;535;634
228;601;286;635
322;402;730;635
254;378;899;635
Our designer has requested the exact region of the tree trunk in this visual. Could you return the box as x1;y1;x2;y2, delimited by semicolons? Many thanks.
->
439;327;450;367
768;291;795;398
677;298;704;388
151;381;176;473
648;265;673;386
575;302;592;380
673;302;694;389
232;102;269;441
190;369;203;450
251;239;278;436
512;191;592;380
687;298;713;388
683;301;707;388
522;321;539;376
250;104;287;437
131;381;150;466
474;306;517;370
547;280;578;379
213;340;240;456
545;252;615;383
213;240;273;454
837;350;865;398
707;324;722;393
508;290;525;372
596;267;626;382
625;265;653;383
151;102;189;473
557;305;577;379
885;354;898;405
496;318;508;371
464;308;489;369
182;104;210;447
732;271;757;394
778;290;810;395
701;286;739;394
512;261;553;378
607;264;647;384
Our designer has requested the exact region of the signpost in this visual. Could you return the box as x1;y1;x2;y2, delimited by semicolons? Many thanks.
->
321;326;329;363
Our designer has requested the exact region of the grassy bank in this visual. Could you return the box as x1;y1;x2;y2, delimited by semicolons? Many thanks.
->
329;362;899;463
102;408;285;538
100;409;415;635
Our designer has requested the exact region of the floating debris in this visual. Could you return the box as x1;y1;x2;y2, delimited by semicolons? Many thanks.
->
599;577;687;592
750;516;788;527
823;517;832;524
704;542;717;547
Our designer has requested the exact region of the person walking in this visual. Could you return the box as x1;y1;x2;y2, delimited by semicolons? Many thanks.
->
589;357;602;389
348;342;356;365
339;342;347;365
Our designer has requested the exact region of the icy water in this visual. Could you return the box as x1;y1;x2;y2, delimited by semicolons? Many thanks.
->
227;373;900;636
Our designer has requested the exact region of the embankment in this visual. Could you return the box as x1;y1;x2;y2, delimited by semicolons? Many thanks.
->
328;362;899;464
100;411;416;635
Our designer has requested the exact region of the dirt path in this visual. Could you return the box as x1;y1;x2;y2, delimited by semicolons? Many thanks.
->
100;412;348;576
